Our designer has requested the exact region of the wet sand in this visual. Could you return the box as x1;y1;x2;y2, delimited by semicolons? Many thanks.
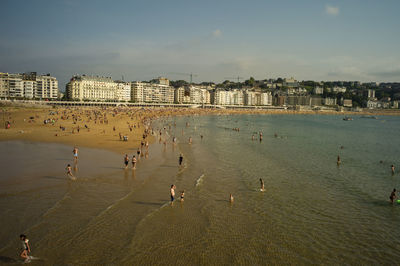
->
0;140;180;265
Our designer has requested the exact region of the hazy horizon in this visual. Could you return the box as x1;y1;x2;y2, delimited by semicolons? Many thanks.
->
1;0;400;90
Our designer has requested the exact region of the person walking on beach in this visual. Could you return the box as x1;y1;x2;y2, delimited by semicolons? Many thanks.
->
132;155;137;169
73;147;78;162
66;164;76;180
179;153;183;166
124;154;129;169
20;234;31;262
170;185;176;204
390;188;397;204
260;178;265;191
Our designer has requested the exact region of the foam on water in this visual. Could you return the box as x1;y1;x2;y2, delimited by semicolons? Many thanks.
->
195;174;205;187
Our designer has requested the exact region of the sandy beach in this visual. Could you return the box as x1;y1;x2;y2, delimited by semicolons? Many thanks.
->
1;106;400;264
1;104;399;154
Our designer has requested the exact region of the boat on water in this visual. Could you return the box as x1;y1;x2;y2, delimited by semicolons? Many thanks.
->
343;117;353;121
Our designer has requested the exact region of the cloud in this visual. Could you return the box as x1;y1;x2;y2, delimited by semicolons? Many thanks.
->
212;29;222;38
325;5;339;16
369;69;400;79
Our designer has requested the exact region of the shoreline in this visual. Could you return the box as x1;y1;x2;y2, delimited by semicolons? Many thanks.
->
1;105;400;154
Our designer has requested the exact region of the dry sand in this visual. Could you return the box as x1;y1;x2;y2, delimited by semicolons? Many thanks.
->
1;105;399;154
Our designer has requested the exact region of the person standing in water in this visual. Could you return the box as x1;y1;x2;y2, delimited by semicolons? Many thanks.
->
132;155;137;169
179;153;183;166
391;165;395;175
337;155;341;166
180;190;185;202
390;188;397;204
124;154;129;169
170;184;176;204
229;193;234;203
66;164;76;180
73;147;78;162
259;178;265;191
19;234;31;262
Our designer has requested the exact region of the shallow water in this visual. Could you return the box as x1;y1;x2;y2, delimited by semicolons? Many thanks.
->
1;114;400;265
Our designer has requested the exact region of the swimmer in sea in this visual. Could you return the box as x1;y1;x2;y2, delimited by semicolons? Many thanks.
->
229;193;234;203
180;190;185;202
179;153;183;166
66;164;76;180
19;234;31;262
124;154;129;169
132;155;137;169
390;188;397;204
260;178;265;191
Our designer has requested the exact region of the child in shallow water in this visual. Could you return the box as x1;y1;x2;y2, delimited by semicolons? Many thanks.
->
20;234;30;262
180;190;185;202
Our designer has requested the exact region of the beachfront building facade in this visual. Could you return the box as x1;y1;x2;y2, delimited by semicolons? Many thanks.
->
244;90;272;106
0;72;59;99
212;89;244;105
323;97;337;106
186;86;210;104
174;87;185;103
131;79;174;104
116;81;131;101
66;75;131;101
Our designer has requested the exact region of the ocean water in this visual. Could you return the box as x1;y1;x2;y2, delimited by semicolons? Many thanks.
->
1;114;400;265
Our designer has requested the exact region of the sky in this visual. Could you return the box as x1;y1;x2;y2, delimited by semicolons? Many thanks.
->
1;0;400;90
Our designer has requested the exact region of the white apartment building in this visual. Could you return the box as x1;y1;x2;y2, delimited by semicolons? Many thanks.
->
187;86;211;104
0;72;58;99
367;89;375;99
130;80;174;103
213;89;244;105
8;74;24;98
261;91;273;105
323;97;337;106
244;90;272;106
0;74;8;98
66;75;121;101
116;81;131;101
314;86;324;95
332;86;347;93
131;81;145;102
174;87;185;103
36;75;58;99
23;81;35;99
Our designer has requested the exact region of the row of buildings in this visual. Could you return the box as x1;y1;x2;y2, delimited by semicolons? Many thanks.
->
0;72;59;99
1;72;398;109
65;75;277;106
